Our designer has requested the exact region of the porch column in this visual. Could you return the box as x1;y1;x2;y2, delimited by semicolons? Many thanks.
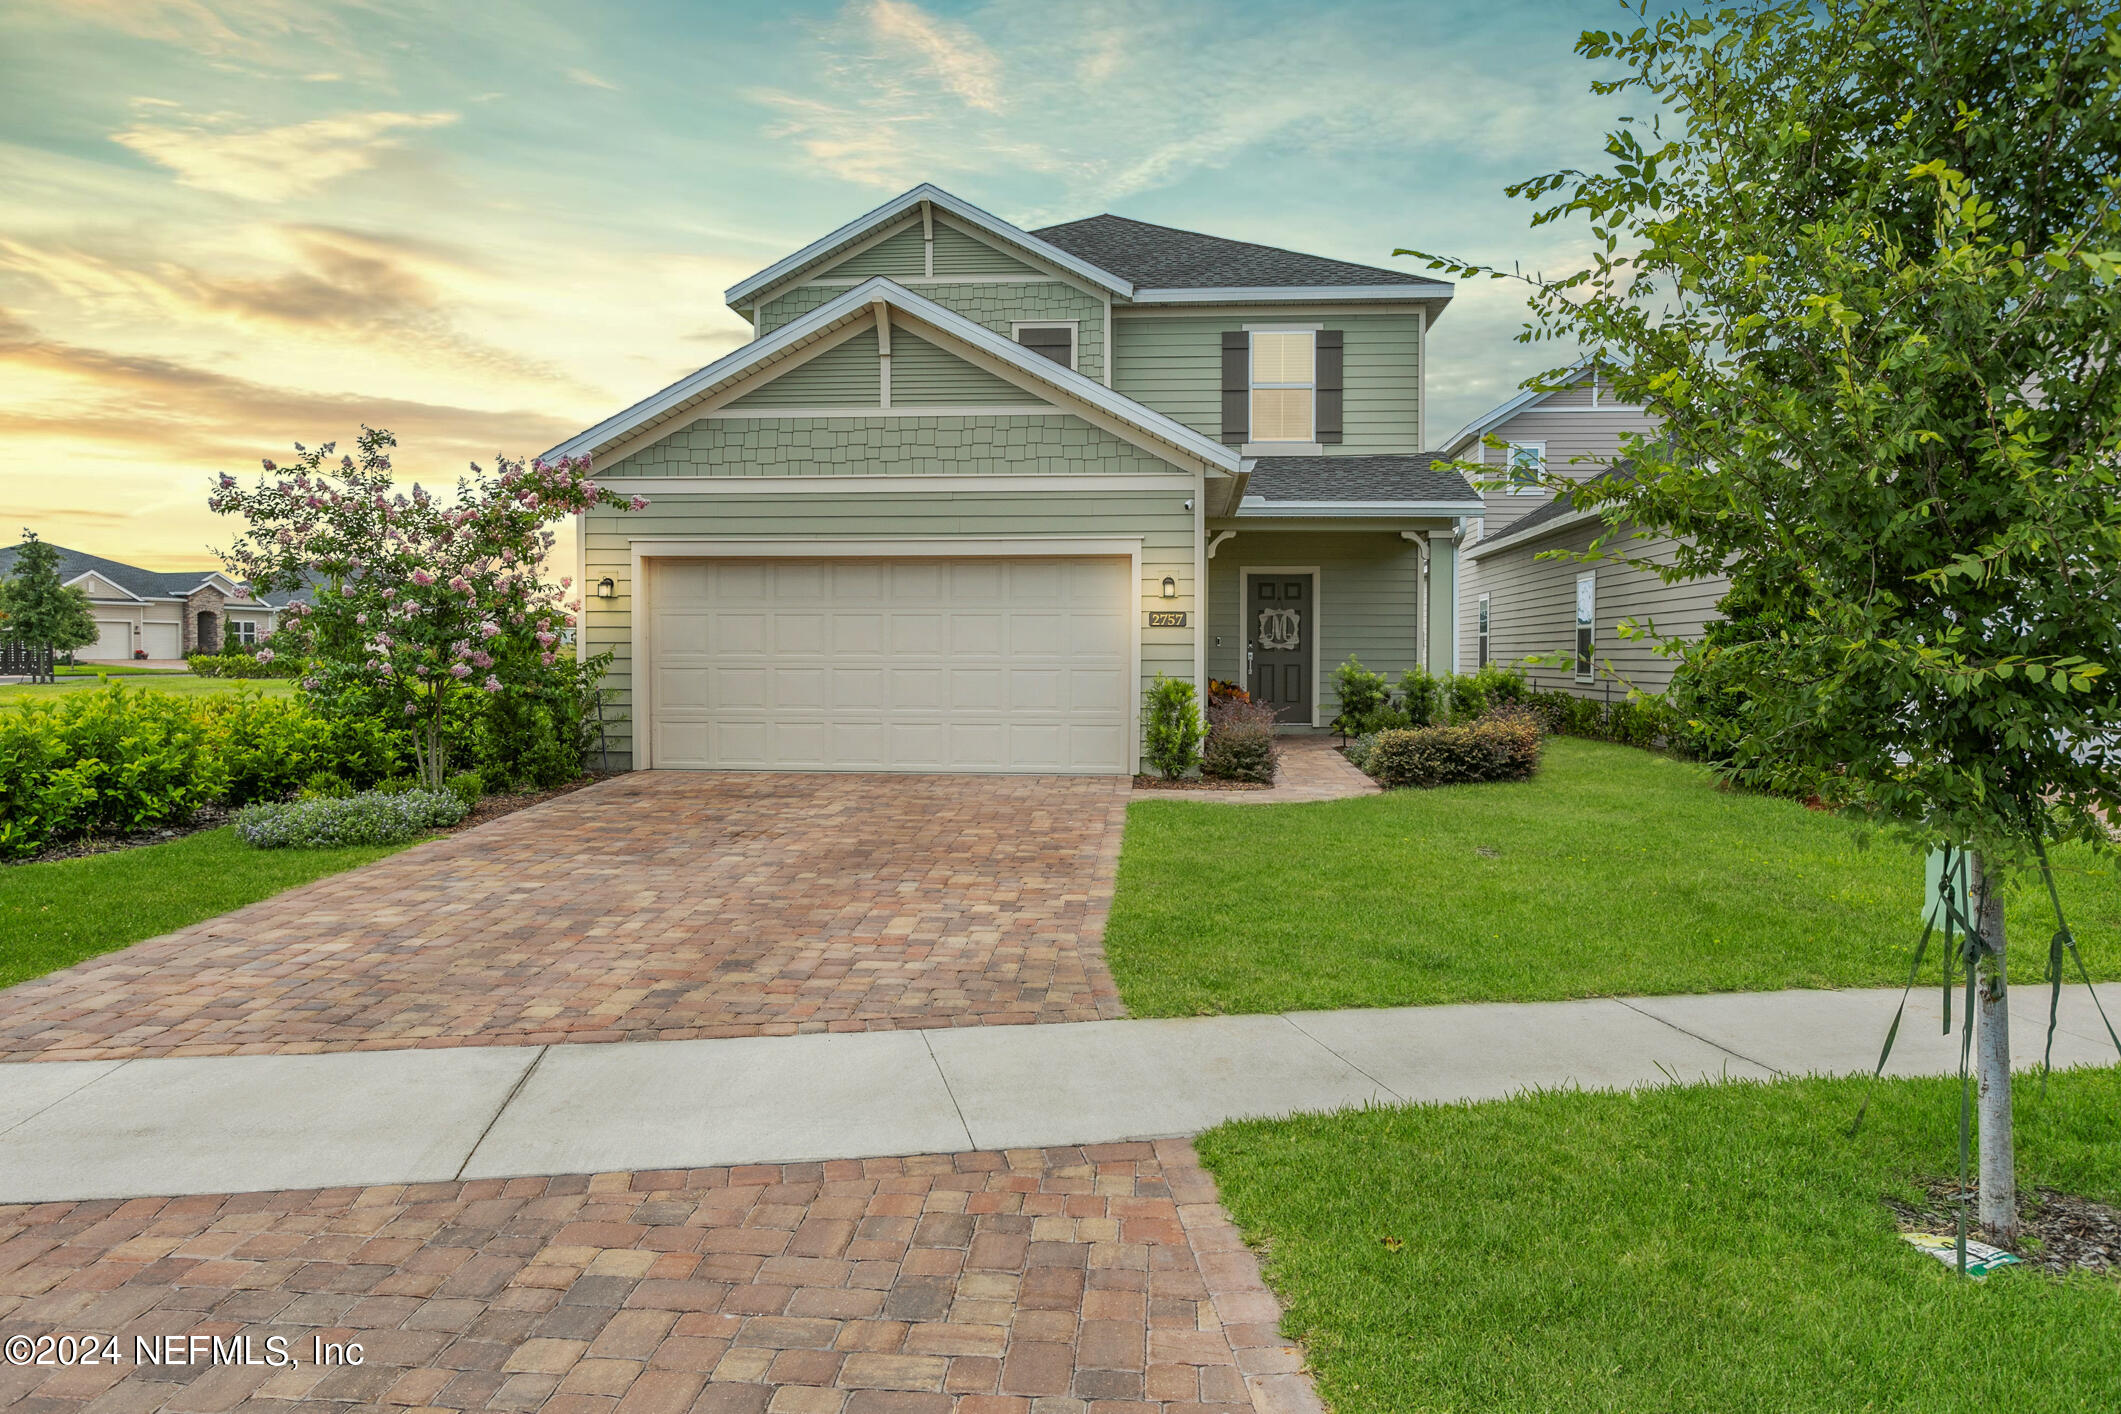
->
1426;528;1457;673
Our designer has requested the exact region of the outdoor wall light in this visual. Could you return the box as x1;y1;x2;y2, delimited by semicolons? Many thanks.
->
596;577;616;599
1161;576;1177;599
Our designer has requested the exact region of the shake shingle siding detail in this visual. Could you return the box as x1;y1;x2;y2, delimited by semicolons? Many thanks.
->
602;415;1179;478
759;282;1107;383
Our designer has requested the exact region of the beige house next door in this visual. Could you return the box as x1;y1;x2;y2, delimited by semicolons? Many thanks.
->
646;555;1135;774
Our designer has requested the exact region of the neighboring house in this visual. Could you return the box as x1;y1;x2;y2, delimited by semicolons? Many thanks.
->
1443;362;1728;696
551;183;1481;775
0;542;294;660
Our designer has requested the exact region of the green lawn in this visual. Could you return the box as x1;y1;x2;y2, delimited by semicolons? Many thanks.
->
1108;737;2121;1015
0;673;296;707
0;827;407;988
54;663;184;676
1198;1068;2121;1414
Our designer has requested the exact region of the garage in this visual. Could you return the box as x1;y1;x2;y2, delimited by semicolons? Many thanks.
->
646;555;1134;774
83;620;131;660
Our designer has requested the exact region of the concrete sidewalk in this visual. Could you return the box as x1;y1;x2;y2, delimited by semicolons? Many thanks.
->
5;983;2116;1203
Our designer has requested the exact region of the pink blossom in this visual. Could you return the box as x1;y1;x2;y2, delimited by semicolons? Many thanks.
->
470;651;492;669
535;631;556;648
404;701;419;715
355;613;368;626
478;621;500;639
256;648;275;665
628;496;649;511
540;652;556;666
261;459;277;471
411;569;434;587
449;576;470;594
482;675;502;693
450;663;471;679
219;472;237;487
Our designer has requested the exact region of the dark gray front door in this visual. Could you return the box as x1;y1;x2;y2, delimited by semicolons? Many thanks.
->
1248;573;1313;724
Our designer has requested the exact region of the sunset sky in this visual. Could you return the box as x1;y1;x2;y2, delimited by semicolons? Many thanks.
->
0;0;1642;572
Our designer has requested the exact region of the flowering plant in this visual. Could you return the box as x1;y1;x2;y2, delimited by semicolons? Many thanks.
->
210;426;645;787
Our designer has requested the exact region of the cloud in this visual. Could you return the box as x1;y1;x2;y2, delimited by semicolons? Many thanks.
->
865;0;1004;113
0;308;578;471
566;67;619;91
110;110;460;201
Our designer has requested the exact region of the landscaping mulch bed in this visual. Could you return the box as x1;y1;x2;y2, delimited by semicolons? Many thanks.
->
12;775;611;867
1889;1179;2121;1277
1132;774;1270;791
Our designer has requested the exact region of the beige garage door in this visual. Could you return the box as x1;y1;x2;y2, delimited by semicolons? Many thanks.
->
649;557;1133;774
84;620;131;660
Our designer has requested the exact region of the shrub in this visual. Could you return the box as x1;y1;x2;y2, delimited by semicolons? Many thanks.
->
233;788;468;849
1364;713;1543;789
1343;732;1380;774
0;686;225;858
444;770;484;811
1143;674;1205;780
1201;697;1279;784
1330;656;1392;738
200;693;332;805
186;651;297;679
301;770;353;800
374;775;419;795
1397;667;1444;727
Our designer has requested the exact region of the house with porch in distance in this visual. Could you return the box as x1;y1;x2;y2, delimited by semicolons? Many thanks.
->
549;183;1483;774
0;541;296;661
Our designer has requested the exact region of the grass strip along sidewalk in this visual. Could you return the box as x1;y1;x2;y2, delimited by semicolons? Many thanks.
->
1109;737;2121;1016
1199;1067;2121;1414
1;828;408;989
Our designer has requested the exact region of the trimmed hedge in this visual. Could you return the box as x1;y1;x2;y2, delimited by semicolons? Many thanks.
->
233;789;468;849
1364;712;1544;789
186;651;299;679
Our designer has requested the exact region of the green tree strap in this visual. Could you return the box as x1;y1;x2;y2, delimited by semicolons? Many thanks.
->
2031;834;2121;1083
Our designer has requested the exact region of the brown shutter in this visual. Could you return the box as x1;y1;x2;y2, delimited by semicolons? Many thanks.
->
1221;331;1249;444
1315;329;1343;444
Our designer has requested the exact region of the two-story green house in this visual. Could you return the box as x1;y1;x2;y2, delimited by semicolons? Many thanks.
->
550;184;1478;774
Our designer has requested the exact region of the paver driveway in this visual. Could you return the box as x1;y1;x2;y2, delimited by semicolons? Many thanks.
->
0;772;1129;1063
0;1141;1317;1413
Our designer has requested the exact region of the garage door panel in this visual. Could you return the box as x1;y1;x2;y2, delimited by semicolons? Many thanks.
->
650;556;1133;774
86;620;131;660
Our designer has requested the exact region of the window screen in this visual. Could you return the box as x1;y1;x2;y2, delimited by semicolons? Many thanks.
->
1249;331;1315;442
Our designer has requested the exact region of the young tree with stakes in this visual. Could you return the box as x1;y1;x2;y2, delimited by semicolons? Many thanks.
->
1411;0;2121;1241
1;530;100;673
210;427;646;789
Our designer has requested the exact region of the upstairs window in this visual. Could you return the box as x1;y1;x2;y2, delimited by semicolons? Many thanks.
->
1477;595;1491;669
1507;441;1546;494
1575;572;1596;681
1248;331;1315;442
1012;322;1075;369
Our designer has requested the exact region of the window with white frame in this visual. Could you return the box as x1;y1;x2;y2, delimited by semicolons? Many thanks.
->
232;620;257;645
1507;441;1546;494
1477;595;1491;670
1012;322;1075;370
1249;330;1315;442
1575;572;1595;681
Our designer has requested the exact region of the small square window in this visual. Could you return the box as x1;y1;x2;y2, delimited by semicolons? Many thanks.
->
1012;323;1075;369
1507;442;1547;494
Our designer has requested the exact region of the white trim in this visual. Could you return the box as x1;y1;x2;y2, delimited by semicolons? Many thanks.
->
701;405;1059;420
1206;530;1236;560
1193;464;1207;697
1241;442;1323;457
1115;302;1448;318
627;535;1147;773
806;274;1073;287
1133;284;1449;304
1241;321;1323;332
1436;357;1605;456
1237;566;1322;728
1575;570;1596;683
1009;319;1079;372
64;571;146;602
1476;592;1491;671
1100;294;1112;388
1463;505;1603;560
725;183;1132;306
546;278;1239;478
1416;306;1428;450
1236;497;1482;517
574;509;587;667
921;199;933;276
596;473;1189;495
1505;440;1547;495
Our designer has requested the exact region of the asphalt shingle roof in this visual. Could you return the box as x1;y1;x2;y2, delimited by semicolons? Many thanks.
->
1245;454;1480;505
1031;214;1450;292
0;542;304;606
1477;465;1628;549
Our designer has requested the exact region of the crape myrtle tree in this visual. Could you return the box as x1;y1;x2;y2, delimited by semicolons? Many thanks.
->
211;427;646;788
1;531;99;668
1410;0;2121;1239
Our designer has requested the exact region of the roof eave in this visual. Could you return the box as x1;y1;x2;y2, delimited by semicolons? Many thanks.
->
1237;497;1480;517
1465;505;1604;559
1436;355;1599;456
723;184;1134;310
1126;283;1453;306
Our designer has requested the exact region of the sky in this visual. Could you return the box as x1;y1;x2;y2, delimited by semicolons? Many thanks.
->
0;0;1649;571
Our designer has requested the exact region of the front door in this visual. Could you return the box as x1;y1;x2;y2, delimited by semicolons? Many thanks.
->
1248;573;1313;724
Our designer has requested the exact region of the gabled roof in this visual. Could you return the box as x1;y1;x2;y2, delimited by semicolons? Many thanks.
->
548;277;1241;476
1465;465;1629;559
1033;213;1453;306
725;184;1134;310
1436;356;1602;457
0;542;296;606
1238;455;1480;516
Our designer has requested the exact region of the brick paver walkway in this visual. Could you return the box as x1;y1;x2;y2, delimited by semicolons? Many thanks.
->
0;773;1129;1064
0;1143;1319;1414
1133;738;1377;805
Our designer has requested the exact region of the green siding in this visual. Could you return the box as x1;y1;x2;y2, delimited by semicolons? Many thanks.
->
1112;311;1424;451
603;414;1177;479
931;220;1039;275
758;281;1105;381
892;330;1031;405
1206;530;1424;718
582;490;1196;771
822;222;924;278
727;329;878;407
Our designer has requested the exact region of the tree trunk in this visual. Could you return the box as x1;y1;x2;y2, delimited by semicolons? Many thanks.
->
1970;851;2018;1241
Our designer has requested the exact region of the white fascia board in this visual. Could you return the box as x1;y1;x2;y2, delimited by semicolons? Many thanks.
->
1463;505;1604;560
63;571;146;602
1237;497;1482;517
1129;283;1452;304
546;277;1239;475
724;183;1133;307
1435;355;1598;456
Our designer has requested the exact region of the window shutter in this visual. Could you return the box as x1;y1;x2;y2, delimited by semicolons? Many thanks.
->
1315;329;1343;443
1220;331;1249;444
